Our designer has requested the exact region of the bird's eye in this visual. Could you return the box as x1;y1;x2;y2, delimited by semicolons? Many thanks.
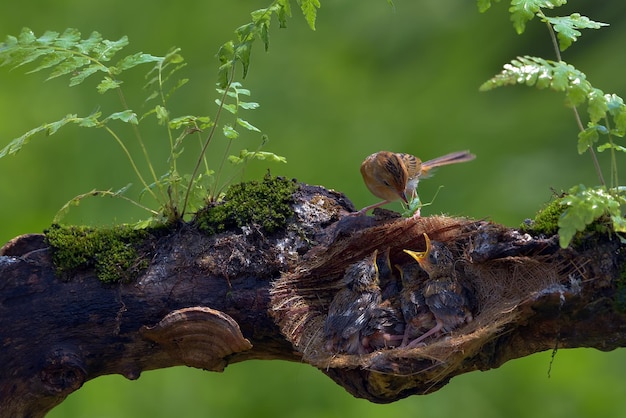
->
382;180;390;186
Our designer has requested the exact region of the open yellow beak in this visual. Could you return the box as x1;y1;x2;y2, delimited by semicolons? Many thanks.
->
403;233;431;268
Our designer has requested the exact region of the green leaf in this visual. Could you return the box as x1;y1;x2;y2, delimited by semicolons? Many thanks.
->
477;0;500;13
587;88;608;123
251;8;273;51
509;0;567;34
169;115;212;130
0;113;101;158
577;125;601;154
542;14;608;51
113;52;161;73
234;41;252;78
47;55;90;79
228;149;287;165
223;124;239;139
69;63;107;86
597;143;626;153
155;105;169;125
216;41;234;88
611;214;626;234
55;28;83;49
481;56;601;110
1;28;161;93
24;51;68;73
105;110;138;125
277;0;292;28
238;101;259;110
297;0;320;30
77;112;102;128
605;94;626;136
481;56;585;92
215;99;237;115
236;117;261;132
558;185;621;248
97;76;122;93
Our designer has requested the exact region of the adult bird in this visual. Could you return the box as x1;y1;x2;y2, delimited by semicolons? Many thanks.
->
358;150;475;215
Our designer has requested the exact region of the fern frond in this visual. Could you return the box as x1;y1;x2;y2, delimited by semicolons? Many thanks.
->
558;185;626;248
541;13;608;51
0;112;101;158
480;56;591;104
0;28;160;91
476;0;501;13
509;0;567;34
482;56;626;156
296;0;321;30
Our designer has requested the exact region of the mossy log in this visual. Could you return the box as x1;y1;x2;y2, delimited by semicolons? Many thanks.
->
1;182;625;417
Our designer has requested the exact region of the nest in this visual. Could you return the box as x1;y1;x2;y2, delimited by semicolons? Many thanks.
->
269;215;587;399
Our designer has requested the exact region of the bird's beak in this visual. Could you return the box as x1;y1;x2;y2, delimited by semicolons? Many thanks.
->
403;233;432;268
399;190;409;203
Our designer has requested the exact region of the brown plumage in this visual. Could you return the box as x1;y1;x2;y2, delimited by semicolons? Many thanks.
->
324;250;383;354
358;150;475;215
396;262;437;347
403;233;473;347
324;249;406;354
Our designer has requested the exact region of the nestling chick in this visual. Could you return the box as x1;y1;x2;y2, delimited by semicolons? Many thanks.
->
376;248;400;301
324;250;383;354
358;150;475;215
365;248;405;350
403;233;473;347
396;262;437;347
364;303;405;351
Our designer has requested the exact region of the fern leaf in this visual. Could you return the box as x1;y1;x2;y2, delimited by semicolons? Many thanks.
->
228;149;287;164
542;14;608;51
587;88;609;123
105;110;139;125
223;124;239;139
97;76;123;93
50;55;91;79
236;117;261;132
297;0;320;30
558;185;624;248
0;112;101;158
277;0;292;28
55;28;83;49
113;52;161;73
606;94;626;136
477;0;500;13
480;56;592;106
509;0;567;34
1;28;162;93
577;126;601;154
69;63;106;86
481;56;626;143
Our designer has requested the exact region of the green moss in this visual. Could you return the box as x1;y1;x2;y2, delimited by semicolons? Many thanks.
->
521;197;566;235
195;174;299;235
45;223;149;283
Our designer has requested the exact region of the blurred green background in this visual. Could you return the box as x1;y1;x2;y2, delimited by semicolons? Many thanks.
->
2;1;626;417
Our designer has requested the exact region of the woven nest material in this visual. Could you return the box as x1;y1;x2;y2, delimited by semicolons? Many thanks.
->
270;215;586;395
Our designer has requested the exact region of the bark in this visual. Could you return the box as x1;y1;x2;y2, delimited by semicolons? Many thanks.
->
1;183;625;417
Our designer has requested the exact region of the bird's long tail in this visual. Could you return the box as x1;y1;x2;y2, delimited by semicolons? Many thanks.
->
421;150;475;176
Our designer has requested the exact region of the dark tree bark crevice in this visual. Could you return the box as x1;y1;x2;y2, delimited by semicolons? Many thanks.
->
1;183;625;417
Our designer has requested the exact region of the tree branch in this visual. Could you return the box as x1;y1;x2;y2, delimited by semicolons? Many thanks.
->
1;183;625;417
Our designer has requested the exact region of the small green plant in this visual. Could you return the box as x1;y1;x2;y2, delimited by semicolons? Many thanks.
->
0;0;321;226
479;0;626;247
